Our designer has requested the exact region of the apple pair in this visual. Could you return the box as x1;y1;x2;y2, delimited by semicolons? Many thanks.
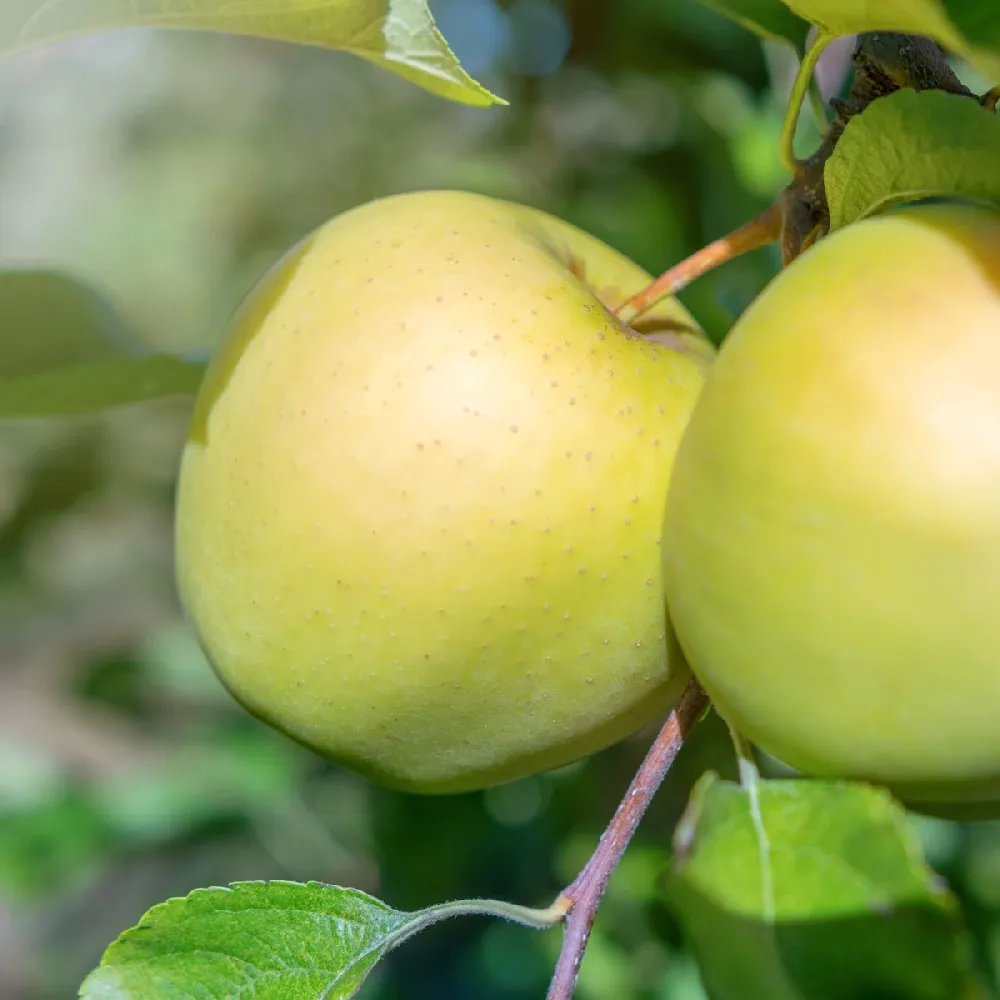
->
175;188;1000;814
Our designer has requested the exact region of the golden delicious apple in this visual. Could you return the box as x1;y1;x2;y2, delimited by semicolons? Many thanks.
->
176;189;712;793
663;201;1000;810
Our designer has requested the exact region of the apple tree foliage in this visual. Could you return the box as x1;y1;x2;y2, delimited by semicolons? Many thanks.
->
0;1;999;998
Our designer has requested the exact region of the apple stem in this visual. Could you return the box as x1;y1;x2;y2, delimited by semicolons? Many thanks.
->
721;715;758;775
545;681;709;1000
615;203;783;325
807;75;830;130
780;31;834;176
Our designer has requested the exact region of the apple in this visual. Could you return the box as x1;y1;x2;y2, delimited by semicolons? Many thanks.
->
175;189;713;794
662;200;1000;811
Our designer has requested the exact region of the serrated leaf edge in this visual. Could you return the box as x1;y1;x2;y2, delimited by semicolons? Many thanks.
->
80;880;561;1000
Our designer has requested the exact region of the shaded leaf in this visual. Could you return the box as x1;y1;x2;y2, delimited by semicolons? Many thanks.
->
700;0;810;48
667;773;985;1000
825;88;1000;229
79;880;559;999
0;270;205;418
1;0;502;108
778;0;1000;80
0;356;205;418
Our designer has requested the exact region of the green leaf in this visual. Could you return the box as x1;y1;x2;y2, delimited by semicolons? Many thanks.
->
778;0;1000;81
778;0;961;38
667;773;986;1000
79;881;559;999
825;88;1000;230
1;0;502;108
699;0;810;48
0;270;205;418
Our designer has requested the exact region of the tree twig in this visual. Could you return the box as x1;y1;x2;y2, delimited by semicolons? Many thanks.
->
616;31;993;326
545;681;709;1000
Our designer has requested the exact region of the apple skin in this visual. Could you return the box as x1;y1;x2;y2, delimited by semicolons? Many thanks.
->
175;189;713;794
662;201;1000;812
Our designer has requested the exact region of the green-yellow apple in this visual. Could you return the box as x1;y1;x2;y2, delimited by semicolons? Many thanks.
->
662;201;1000;812
175;189;713;794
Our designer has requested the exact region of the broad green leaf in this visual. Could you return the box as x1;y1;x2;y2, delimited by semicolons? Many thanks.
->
778;0;1000;81
700;0;810;48
1;0;502;108
667;773;985;1000
79;881;559;999
825;88;1000;229
0;269;205;418
778;0;962;38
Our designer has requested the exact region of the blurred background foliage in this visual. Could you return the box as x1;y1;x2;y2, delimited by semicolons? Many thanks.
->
0;2;997;997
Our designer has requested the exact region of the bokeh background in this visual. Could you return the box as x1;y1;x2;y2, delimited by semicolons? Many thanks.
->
1;2;998;997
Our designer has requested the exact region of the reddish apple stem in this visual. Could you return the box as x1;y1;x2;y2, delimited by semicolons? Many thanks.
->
616;203;783;325
545;682;708;1000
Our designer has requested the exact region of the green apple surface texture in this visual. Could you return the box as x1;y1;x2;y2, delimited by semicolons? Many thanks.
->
176;189;712;794
663;202;1000;809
